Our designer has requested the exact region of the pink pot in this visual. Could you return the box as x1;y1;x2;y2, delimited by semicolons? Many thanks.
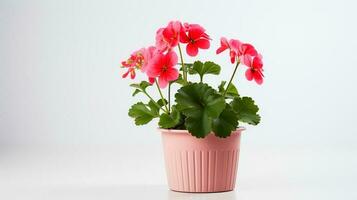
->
160;128;244;193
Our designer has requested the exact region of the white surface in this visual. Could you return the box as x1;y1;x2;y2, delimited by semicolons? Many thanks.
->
1;144;356;199
1;0;357;199
3;185;355;200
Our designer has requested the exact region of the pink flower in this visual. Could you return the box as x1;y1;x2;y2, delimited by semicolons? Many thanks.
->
121;49;143;79
216;37;263;84
180;23;210;56
146;51;179;88
163;21;182;47
156;21;183;52
121;46;158;80
243;54;264;85
216;37;258;63
216;37;242;63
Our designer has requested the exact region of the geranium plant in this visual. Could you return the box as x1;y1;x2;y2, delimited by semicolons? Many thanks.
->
121;21;264;138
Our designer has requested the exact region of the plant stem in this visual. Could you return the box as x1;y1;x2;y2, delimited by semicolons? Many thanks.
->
223;61;240;97
143;91;167;113
177;43;187;84
155;79;169;113
168;83;171;113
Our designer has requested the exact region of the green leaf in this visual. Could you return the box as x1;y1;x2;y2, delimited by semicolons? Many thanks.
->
173;114;186;129
175;83;226;138
184;113;212;138
128;102;159;125
190;61;221;82
159;107;181;128
218;81;239;99
132;89;141;97
157;99;168;107
212;104;239;138
145;99;168;116
186;61;201;74
231;97;261;125
147;100;160;116
130;81;152;96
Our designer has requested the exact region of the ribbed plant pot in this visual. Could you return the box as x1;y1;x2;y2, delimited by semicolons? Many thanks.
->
160;128;244;193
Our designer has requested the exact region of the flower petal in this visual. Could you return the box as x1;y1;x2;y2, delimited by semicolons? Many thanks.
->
245;69;253;81
158;67;179;88
162;21;180;47
195;39;210;49
162;26;174;40
158;76;169;88
122;70;129;78
186;43;199;56
172;21;182;32
240;43;257;56
148;77;155;84
229;39;242;52
221;37;229;46
216;37;229;54
216;46;227;54
146;66;158;78
164;67;179;82
155;28;169;52
241;55;252;67
188;27;204;40
254;71;263;85
165;51;178;67
142;46;157;72
179;28;189;43
146;54;164;78
121;61;129;67
230;50;236;64
252;55;263;69
130;69;136;79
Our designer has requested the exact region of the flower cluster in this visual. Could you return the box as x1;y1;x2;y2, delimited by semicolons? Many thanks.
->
216;37;264;85
121;21;212;88
121;21;264;86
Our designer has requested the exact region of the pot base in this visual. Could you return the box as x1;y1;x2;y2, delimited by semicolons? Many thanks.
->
170;188;234;193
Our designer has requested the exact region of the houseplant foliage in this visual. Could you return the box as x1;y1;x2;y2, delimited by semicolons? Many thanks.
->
121;21;264;138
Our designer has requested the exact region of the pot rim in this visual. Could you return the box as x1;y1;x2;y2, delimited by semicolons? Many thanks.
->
158;127;246;134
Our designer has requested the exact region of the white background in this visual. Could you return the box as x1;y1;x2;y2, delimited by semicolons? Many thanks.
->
1;0;356;199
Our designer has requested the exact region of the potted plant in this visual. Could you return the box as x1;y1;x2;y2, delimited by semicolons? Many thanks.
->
120;21;264;193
